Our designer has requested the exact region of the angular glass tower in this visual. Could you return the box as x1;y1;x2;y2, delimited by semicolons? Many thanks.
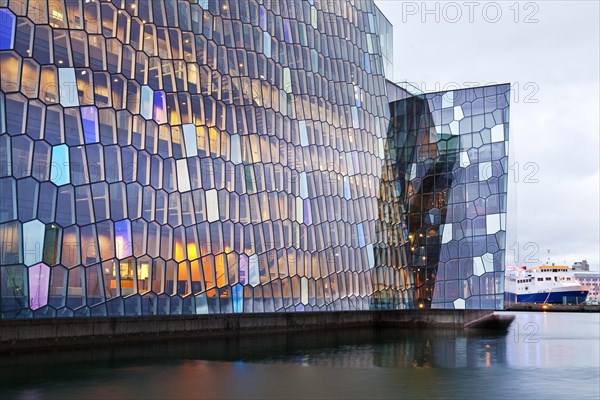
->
374;85;510;310
0;0;509;318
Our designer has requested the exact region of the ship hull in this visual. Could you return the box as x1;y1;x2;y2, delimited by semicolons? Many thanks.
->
506;290;588;304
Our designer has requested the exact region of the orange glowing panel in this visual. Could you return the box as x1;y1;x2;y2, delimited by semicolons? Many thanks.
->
187;243;198;260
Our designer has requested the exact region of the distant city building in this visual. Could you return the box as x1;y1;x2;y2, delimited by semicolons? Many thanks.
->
572;260;590;271
574;272;600;302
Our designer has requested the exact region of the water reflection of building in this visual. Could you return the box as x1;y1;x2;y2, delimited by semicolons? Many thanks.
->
268;331;509;369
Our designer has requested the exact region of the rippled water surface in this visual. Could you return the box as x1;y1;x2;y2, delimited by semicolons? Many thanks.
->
1;312;598;399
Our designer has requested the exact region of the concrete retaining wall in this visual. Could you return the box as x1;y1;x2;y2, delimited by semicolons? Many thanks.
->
0;310;495;351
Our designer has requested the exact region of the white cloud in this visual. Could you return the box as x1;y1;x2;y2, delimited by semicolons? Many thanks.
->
376;1;600;270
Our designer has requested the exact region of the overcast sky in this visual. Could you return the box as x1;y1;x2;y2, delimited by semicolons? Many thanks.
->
375;0;600;270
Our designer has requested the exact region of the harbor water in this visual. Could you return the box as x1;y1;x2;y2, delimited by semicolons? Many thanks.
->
0;312;598;399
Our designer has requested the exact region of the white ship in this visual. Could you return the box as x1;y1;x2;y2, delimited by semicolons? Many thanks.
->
505;265;589;304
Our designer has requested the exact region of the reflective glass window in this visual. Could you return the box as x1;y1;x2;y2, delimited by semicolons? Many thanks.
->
0;9;16;50
140;86;154;120
50;145;70;186
114;219;132;260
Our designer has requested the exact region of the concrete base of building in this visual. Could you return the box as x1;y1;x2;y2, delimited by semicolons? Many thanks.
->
0;310;511;352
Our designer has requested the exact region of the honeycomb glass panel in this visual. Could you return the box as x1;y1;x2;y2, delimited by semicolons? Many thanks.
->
0;1;508;318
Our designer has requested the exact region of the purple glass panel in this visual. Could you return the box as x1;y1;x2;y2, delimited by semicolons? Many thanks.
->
283;19;292;43
153;91;167;124
81;106;99;143
114;219;132;259
239;254;248;284
29;263;50;310
303;199;312;225
259;6;267;31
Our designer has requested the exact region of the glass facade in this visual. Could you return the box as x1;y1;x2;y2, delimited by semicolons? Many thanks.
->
0;0;391;318
374;85;510;310
0;0;509;319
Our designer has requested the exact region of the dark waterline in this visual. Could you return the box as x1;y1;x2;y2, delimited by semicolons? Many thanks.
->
0;312;598;399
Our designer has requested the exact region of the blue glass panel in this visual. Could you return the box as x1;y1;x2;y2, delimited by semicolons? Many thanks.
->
311;49;318;71
263;32;271;58
58;68;79;107
364;53;371;73
81;106;99;144
230;134;241;164
299;172;308;198
114;219;132;259
50;145;70;186
23;220;45;266
351;107;359;128
343;176;351;199
366;243;374;268
232;284;243;313
299;121;308;146
357;223;365;247
153;90;167;124
0;9;16;50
